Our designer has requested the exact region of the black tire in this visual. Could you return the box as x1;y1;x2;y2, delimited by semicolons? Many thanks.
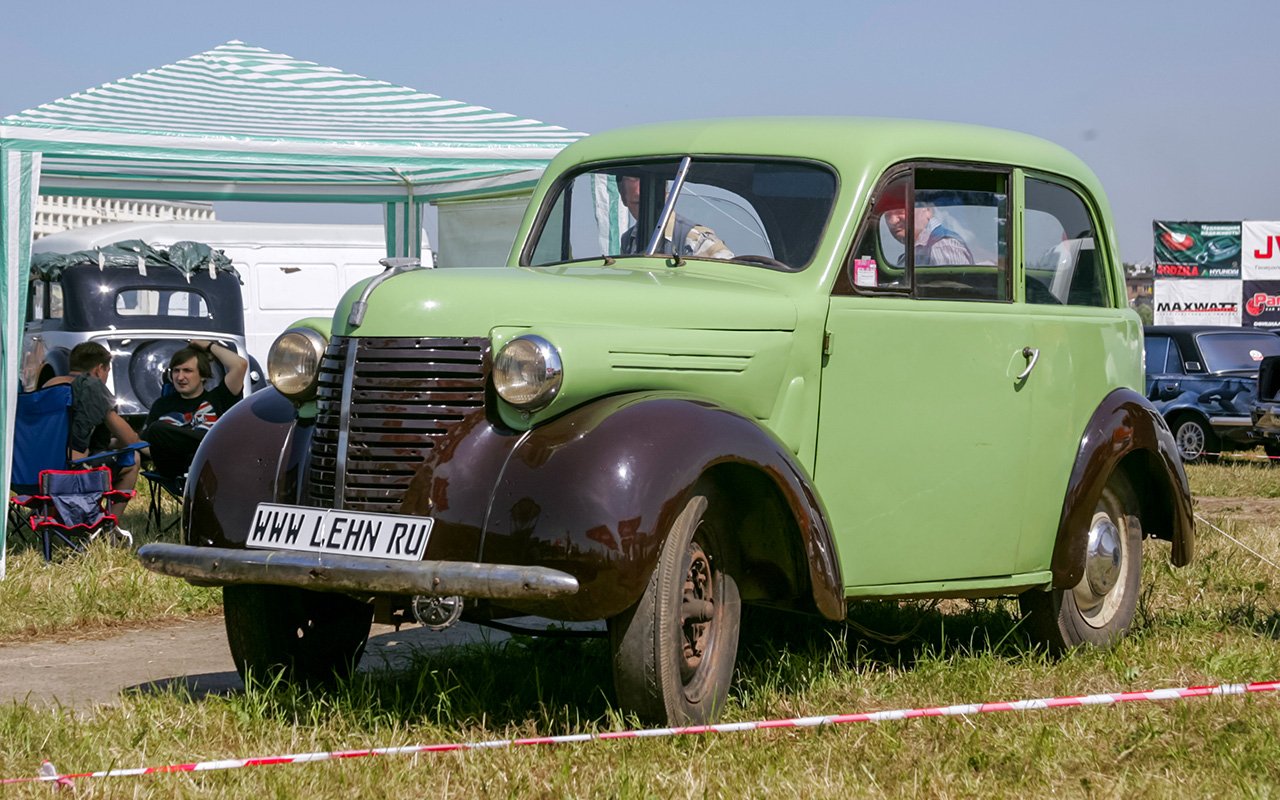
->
1020;472;1143;652
224;585;373;687
1171;415;1218;463
609;492;742;725
1265;442;1280;462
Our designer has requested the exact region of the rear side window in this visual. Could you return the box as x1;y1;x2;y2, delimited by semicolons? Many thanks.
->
1024;179;1109;307
116;289;210;318
1144;335;1182;374
841;165;1010;301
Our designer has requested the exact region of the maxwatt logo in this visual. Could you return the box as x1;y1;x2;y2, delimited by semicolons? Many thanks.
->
1156;301;1239;313
1246;293;1280;317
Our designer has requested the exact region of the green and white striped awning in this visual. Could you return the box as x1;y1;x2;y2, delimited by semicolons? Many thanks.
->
0;40;585;202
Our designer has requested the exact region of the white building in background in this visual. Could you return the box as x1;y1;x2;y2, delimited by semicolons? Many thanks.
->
33;196;214;239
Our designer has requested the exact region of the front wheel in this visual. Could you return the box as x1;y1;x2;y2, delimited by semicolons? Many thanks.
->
609;491;742;725
1020;472;1143;652
224;585;373;686
1172;415;1218;463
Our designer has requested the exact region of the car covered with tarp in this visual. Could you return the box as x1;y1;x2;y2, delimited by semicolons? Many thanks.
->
22;239;256;421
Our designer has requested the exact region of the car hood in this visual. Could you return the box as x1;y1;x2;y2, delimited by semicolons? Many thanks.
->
333;264;798;337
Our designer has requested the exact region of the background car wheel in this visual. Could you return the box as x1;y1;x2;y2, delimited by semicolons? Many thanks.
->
1265;443;1280;463
1171;415;1218;463
609;491;741;725
224;584;373;687
1020;472;1143;653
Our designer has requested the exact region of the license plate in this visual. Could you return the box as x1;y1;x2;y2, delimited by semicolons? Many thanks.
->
246;503;433;561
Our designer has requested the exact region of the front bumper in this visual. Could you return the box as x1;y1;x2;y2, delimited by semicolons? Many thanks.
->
137;543;580;600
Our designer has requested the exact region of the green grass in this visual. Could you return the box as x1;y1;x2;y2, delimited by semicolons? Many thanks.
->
0;480;219;641
1;465;1279;795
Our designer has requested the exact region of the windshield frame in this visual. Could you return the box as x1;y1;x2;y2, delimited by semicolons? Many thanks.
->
519;155;841;273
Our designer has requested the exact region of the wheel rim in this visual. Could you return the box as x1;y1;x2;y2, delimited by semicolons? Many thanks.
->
1071;488;1131;629
1175;420;1205;461
679;540;715;688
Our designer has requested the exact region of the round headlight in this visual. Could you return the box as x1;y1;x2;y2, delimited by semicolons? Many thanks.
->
494;335;562;411
267;328;328;401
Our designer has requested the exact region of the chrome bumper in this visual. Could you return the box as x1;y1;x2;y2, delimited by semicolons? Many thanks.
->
137;543;580;600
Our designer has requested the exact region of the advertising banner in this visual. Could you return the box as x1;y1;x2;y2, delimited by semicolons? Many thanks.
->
1242;221;1280;280
1153;221;1242;278
1242;281;1280;330
1154;279;1241;326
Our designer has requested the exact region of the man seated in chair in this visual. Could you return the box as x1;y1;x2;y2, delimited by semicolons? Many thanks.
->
42;342;143;520
142;340;248;480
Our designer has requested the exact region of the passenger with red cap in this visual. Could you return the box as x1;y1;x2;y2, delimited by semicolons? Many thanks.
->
874;182;974;267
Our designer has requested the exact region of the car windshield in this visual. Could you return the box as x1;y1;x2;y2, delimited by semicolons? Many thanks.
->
1195;332;1280;372
524;158;837;270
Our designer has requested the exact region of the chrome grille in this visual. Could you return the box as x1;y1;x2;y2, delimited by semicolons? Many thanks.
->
308;336;489;513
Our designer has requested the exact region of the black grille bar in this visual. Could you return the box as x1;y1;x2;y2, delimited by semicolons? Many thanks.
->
308;336;489;514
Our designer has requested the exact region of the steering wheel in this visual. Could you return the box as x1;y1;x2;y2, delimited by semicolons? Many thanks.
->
733;254;789;269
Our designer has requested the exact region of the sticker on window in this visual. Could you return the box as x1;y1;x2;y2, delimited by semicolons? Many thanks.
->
854;258;878;287
1251;349;1264;361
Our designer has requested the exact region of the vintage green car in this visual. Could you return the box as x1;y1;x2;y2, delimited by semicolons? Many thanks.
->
140;117;1193;725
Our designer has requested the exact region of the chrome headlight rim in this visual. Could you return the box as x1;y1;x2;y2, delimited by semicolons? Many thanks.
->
266;327;328;402
493;334;563;412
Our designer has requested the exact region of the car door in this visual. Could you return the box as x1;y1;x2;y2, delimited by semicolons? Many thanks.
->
817;164;1034;588
1017;173;1143;574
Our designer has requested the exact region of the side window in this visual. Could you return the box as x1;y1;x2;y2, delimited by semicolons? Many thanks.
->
1144;335;1183;374
1024;178;1109;307
840;165;1009;301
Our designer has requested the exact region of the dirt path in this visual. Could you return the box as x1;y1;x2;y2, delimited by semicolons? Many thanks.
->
0;616;510;708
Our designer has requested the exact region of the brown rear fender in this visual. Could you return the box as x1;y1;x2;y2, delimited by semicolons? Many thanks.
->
1051;388;1194;588
184;388;310;548
464;393;845;622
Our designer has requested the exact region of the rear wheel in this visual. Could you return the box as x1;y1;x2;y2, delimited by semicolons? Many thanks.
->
1264;442;1280;463
1171;415;1218;463
610;491;741;725
1020;472;1143;652
224;585;373;686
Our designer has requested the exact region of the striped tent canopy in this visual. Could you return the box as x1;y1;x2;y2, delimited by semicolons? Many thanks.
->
1;40;584;204
0;42;585;575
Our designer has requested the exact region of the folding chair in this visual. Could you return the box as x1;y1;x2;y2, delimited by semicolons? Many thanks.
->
142;469;185;534
18;468;132;560
8;384;147;560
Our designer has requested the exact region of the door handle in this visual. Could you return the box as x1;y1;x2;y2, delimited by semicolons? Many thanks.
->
1016;346;1040;382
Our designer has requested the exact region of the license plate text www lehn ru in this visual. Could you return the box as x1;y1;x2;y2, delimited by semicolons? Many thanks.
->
246;503;433;561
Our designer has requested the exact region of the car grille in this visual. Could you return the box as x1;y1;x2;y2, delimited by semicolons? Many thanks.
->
307;336;489;514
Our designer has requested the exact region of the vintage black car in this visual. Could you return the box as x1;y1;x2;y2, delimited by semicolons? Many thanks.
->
22;240;256;422
1144;325;1280;462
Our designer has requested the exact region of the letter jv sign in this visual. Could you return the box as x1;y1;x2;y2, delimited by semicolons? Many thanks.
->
1243;221;1280;279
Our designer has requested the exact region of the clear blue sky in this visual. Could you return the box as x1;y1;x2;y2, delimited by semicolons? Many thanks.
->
2;0;1275;264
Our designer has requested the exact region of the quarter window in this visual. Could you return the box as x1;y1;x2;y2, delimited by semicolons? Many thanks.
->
1024;179;1109;307
841;166;1009;301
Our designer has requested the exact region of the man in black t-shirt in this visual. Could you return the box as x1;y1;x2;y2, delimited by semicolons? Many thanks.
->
143;340;248;479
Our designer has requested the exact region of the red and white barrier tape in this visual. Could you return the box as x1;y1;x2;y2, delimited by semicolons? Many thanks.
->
6;679;1278;786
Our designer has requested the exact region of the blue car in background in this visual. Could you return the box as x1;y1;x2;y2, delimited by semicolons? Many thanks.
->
1144;326;1280;462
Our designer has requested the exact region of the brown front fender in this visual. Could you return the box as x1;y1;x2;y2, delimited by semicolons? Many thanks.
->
402;392;844;622
1051;388;1194;588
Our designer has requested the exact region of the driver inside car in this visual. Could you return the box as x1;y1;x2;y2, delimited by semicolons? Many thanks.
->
616;175;735;259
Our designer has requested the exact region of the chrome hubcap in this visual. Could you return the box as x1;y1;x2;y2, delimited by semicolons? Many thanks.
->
1084;516;1122;597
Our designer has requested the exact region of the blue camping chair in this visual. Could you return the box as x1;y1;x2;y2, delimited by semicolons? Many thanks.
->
8;384;147;560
